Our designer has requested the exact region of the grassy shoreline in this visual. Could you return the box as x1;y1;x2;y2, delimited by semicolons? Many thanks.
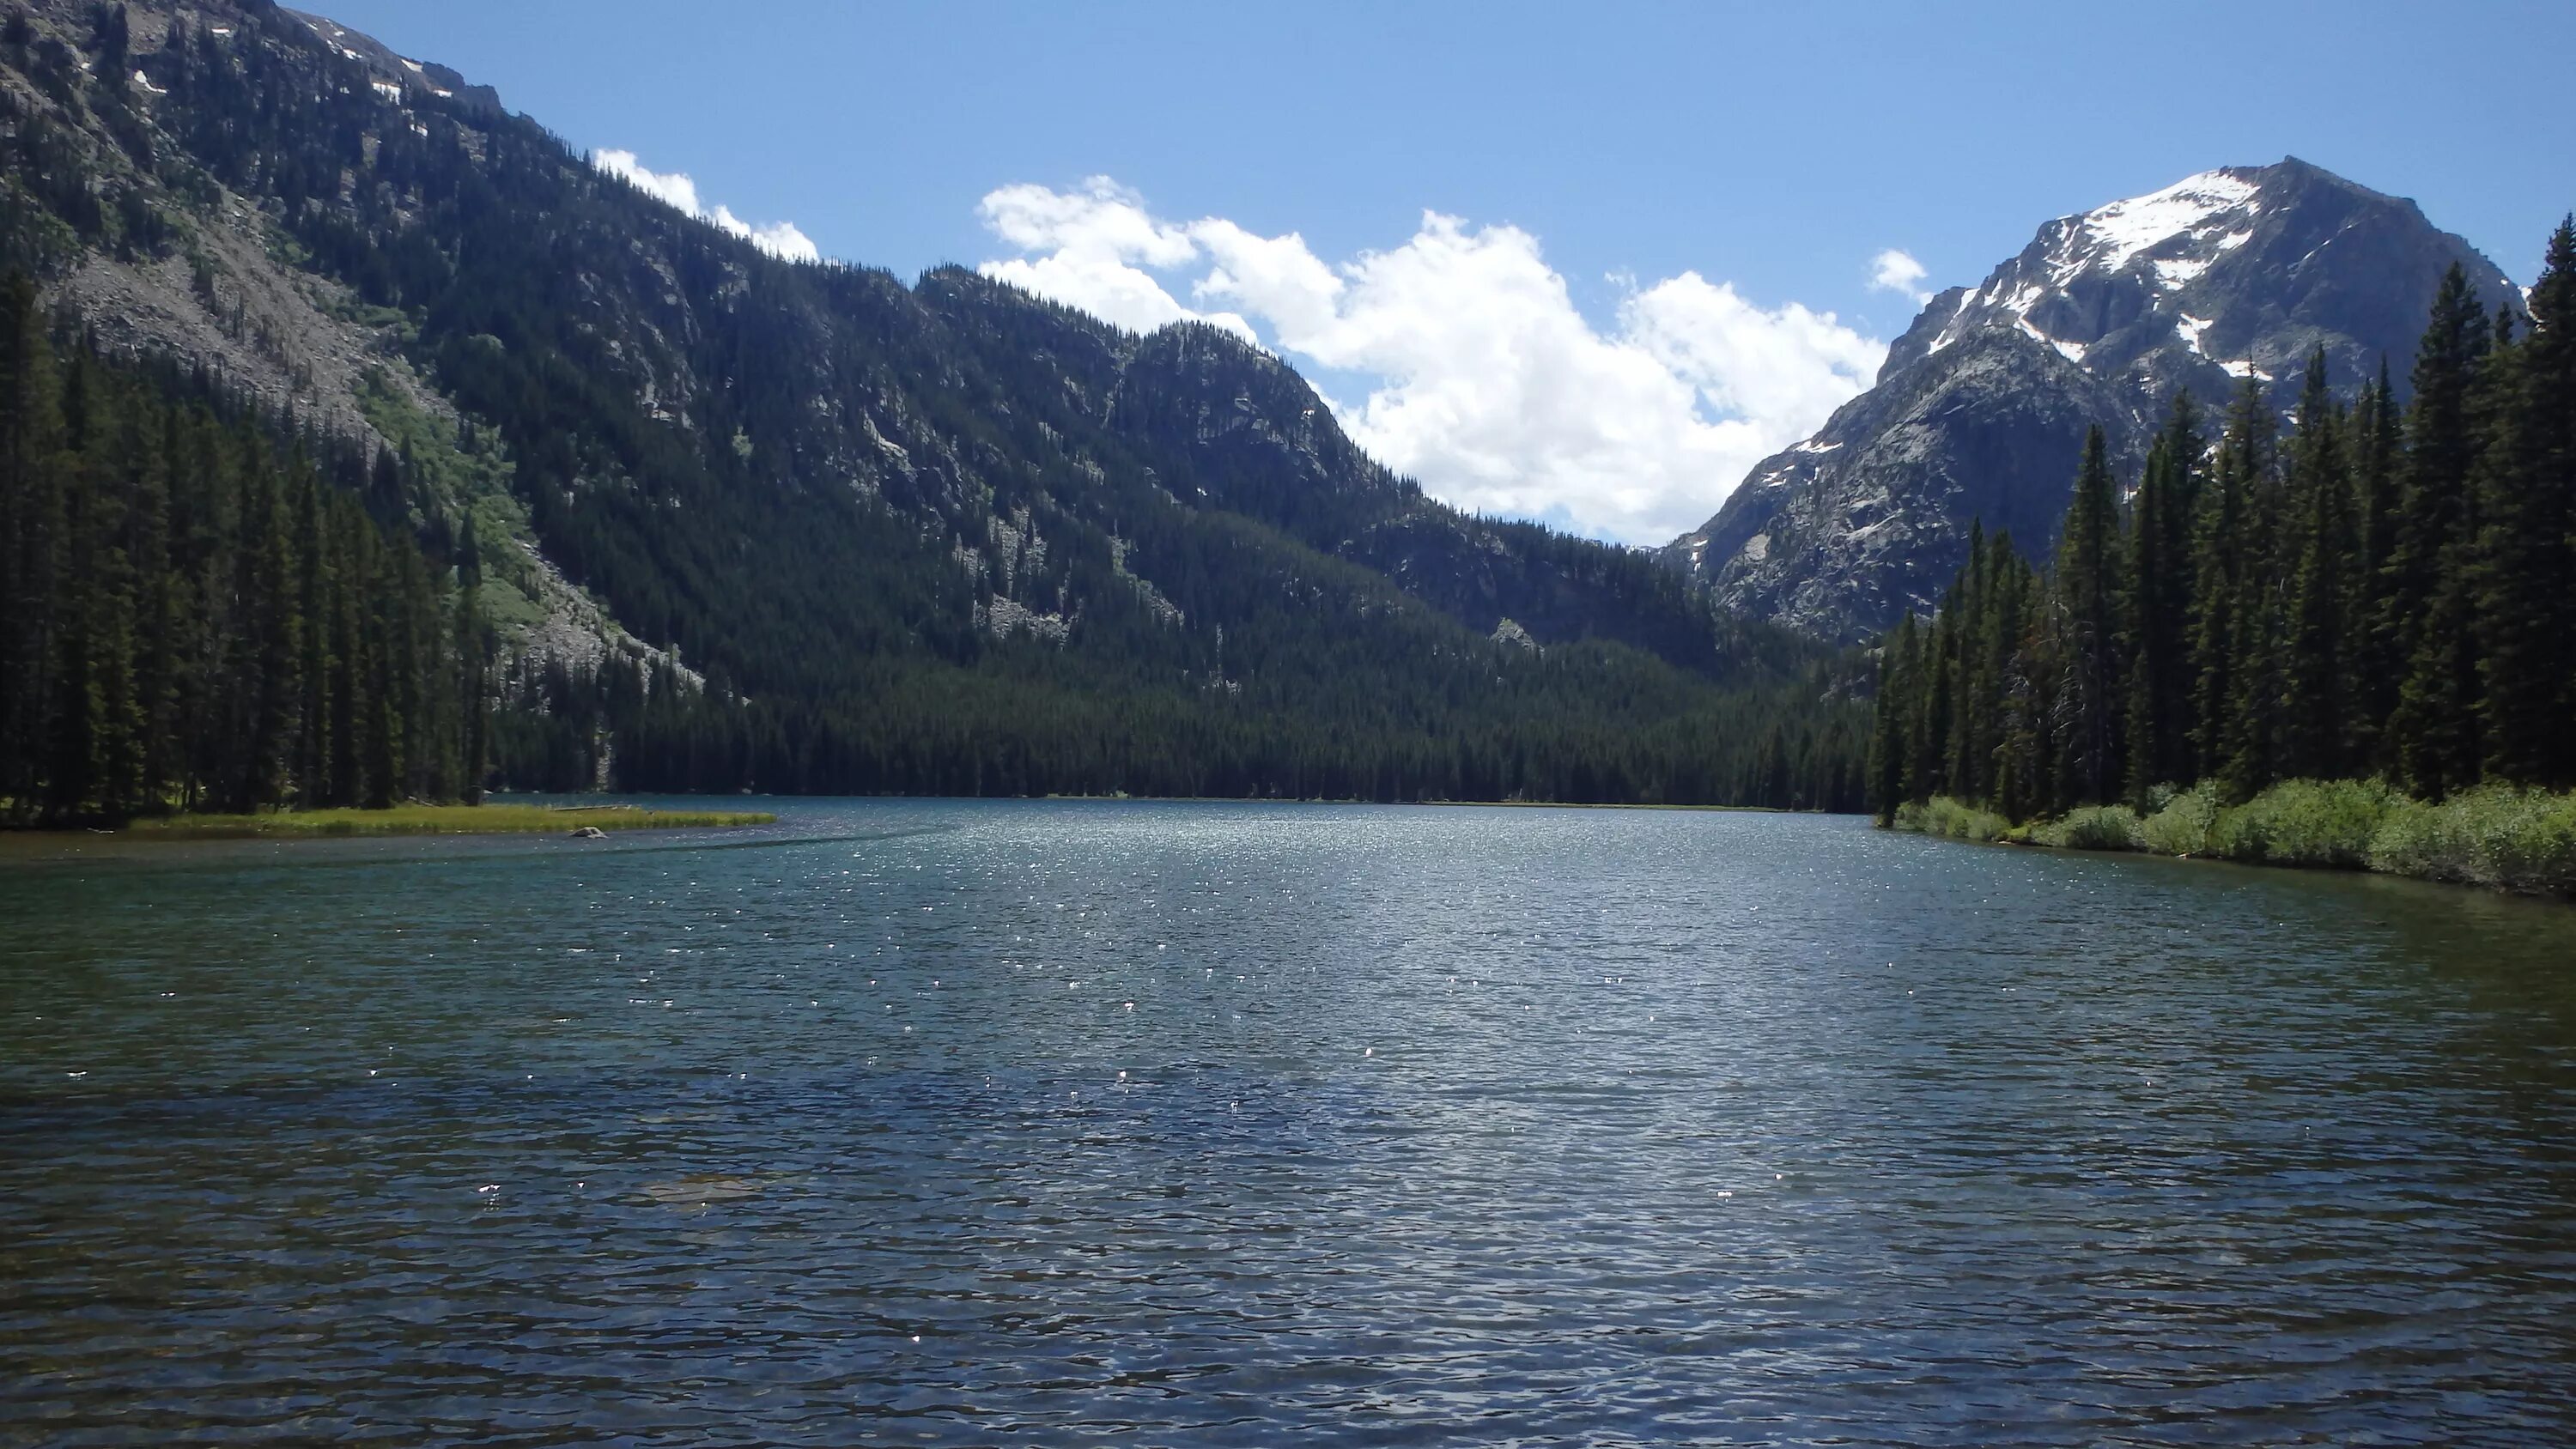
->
1893;781;2576;899
120;803;776;840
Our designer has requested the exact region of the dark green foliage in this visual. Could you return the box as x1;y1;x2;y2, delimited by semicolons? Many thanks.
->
1868;614;1916;826
2121;397;2201;799
2280;350;2359;780
2475;221;2576;788
0;276;488;824
2347;361;2403;771
2052;426;2123;807
2382;267;2493;797
2212;381;2283;802
0;3;1870;811
1868;229;2576;820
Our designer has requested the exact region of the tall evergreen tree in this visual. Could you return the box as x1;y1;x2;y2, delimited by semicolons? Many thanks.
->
2476;219;2576;788
2051;426;2125;808
2348;361;2404;773
2383;266;2493;797
1944;523;1995;803
1880;614;1921;809
1978;537;2033;806
2121;397;2200;801
1994;570;2051;824
2190;379;2268;798
2280;350;2358;780
0;274;66;820
1910;606;1956;807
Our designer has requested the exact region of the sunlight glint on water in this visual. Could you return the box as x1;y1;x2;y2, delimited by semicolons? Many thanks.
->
4;799;2576;1445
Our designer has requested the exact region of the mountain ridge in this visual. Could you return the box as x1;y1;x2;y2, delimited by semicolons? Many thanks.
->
0;0;1867;806
1667;156;2523;643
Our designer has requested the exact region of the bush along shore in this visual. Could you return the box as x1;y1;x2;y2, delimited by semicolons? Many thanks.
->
1869;231;2576;902
1896;782;2576;898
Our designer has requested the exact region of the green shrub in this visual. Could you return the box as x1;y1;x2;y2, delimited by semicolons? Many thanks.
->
2033;804;2144;851
2208;778;2397;869
1893;797;2009;841
1905;775;2576;899
2369;785;2576;895
2140;783;2220;856
1912;796;2011;842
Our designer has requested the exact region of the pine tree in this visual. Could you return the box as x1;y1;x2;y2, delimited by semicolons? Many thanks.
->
293;459;337;804
2383;266;2492;797
329;506;369;804
2475;220;2576;788
2121;443;2171;804
2051;426;2125;808
0;275;66;821
241;441;302;811
455;585;491;803
2189;380;2260;795
2280;349;2358;780
89;380;153;818
1880;613;1921;810
2348;361;2404;772
1978;537;2032;804
130;400;181;809
1905;608;1954;808
1945;523;1995;803
1994;573;2050;823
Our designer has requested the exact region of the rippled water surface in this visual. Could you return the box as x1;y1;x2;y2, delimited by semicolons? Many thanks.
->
7;800;2576;1446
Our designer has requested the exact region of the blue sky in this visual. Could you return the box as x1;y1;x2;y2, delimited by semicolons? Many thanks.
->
307;0;2576;542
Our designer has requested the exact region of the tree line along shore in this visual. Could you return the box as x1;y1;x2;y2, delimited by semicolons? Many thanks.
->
0;258;1868;829
1871;227;2576;898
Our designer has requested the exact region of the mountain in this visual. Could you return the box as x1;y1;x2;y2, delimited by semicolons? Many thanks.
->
0;0;1865;807
1665;158;2524;643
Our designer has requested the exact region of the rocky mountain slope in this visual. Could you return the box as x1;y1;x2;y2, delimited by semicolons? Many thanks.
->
1667;158;2523;642
0;0;1860;803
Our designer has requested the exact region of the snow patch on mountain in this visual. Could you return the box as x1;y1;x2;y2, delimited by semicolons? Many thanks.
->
2055;171;2262;279
1667;156;2525;645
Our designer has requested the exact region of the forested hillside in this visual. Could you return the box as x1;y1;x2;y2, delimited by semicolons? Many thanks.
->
0;274;487;824
0;0;1868;815
1871;237;2576;824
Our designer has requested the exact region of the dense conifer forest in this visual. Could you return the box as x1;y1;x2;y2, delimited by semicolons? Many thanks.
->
0;1;1876;820
1871;233;2576;826
0;273;489;825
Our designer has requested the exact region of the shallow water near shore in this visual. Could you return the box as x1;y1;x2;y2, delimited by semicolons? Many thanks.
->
5;798;2575;1446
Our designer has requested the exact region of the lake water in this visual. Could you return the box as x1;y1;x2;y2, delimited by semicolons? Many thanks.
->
5;800;2575;1446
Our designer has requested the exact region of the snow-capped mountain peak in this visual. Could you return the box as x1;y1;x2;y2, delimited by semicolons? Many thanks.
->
1669;157;2521;645
1921;169;2273;367
1891;158;2504;406
2050;169;2263;282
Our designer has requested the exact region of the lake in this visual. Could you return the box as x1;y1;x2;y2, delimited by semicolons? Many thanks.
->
5;800;2574;1445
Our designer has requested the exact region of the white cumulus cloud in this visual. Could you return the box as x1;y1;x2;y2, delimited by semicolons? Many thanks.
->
974;178;1886;543
594;149;819;264
1868;247;1933;306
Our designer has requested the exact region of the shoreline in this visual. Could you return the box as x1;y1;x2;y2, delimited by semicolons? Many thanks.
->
0;794;1839;843
1890;781;2576;900
24;803;779;841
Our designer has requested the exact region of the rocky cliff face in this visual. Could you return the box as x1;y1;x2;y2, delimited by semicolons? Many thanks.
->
2;0;1812;700
1668;158;2523;643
